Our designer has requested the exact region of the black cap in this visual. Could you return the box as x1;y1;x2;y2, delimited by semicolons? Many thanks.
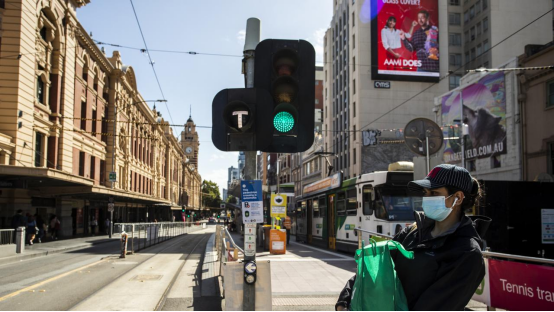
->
408;164;473;194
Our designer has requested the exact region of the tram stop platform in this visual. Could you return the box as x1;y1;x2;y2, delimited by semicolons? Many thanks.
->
223;230;356;310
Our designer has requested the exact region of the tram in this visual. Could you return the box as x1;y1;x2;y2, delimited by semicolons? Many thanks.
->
295;162;420;253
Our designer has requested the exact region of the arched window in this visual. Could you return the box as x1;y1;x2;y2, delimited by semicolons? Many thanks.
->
37;76;45;104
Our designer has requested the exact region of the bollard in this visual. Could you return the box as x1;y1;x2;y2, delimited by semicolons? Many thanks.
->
120;232;128;258
131;225;134;254
16;227;25;253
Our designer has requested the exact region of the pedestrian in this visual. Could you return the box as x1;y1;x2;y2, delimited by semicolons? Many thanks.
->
11;209;27;243
35;214;45;243
336;164;486;311
283;215;292;245
91;216;98;236
105;218;110;235
26;213;37;245
50;215;60;240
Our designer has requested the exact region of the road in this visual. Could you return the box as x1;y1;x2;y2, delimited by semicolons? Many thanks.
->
0;228;218;311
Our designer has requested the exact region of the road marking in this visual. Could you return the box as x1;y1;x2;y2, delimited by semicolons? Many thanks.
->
0;258;106;302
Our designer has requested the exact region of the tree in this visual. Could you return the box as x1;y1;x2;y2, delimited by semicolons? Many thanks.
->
202;180;221;208
226;195;238;205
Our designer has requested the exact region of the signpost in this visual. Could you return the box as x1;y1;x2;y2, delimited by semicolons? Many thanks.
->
108;196;114;238
109;171;117;182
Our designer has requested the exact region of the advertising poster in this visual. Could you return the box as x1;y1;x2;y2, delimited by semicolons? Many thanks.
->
241;180;263;223
542;209;554;244
442;71;507;163
371;0;440;81
489;259;554;310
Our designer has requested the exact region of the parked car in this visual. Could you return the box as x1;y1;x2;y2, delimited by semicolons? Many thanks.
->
208;217;216;224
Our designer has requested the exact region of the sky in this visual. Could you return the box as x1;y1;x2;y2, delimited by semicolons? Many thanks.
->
77;0;333;195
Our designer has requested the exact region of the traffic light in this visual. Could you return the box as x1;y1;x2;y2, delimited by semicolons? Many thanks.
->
212;88;273;151
217;215;220;219
181;207;185;213
254;39;316;153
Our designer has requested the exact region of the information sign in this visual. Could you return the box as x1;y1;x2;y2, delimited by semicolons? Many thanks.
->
270;194;287;219
241;180;263;223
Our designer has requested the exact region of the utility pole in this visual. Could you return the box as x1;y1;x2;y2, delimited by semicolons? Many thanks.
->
242;17;260;311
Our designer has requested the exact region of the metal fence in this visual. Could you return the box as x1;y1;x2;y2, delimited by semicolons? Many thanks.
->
113;222;204;253
0;229;14;245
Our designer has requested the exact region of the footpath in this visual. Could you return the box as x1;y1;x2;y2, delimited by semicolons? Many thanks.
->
218;230;490;311
0;235;117;266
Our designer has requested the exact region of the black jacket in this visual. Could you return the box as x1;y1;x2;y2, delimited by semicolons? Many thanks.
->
336;212;485;311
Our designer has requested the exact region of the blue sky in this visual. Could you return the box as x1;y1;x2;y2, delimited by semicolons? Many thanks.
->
77;0;332;195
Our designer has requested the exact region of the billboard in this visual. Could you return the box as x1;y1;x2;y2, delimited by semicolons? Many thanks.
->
371;0;440;82
442;72;507;163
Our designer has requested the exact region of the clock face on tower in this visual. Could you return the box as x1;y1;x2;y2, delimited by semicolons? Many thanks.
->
186;147;193;154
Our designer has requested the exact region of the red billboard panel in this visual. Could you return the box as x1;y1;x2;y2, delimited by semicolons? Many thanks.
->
489;259;554;310
371;0;440;82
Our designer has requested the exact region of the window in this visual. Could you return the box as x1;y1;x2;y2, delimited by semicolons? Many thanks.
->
362;186;374;215
36;77;44;104
81;100;86;130
476;0;481;14
449;53;462;66
79;151;85;176
90;156;96;180
353;148;357;165
483;17;489;32
40;27;47;41
491;155;501;169
347;189;357;216
449;13;461;25
337;191;346;216
477;44;482;56
464;30;469;43
465;51;470;63
450;0;460;5
352;12;355;27
353;101;356;117
548;80;554;108
91;108;97;134
471;48;476;60
468;160;476;172
470;6;475;19
464;10;469;23
471;27;475;41
483;39;490;53
313;198;320;218
482;0;488;10
319;197;326;218
476;22;482;36
352;34;355;49
353;56;355;71
353;125;356;140
449;33;462;46
35;132;43;167
449;75;461;89
484;61;489;68
353;79;356;95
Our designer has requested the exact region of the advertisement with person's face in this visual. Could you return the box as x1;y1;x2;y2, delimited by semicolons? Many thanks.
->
371;0;440;82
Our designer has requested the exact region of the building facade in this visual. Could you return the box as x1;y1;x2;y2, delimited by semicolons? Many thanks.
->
0;0;201;233
517;42;554;182
323;0;552;180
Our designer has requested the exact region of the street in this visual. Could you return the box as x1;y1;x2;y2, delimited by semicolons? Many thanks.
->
0;229;218;311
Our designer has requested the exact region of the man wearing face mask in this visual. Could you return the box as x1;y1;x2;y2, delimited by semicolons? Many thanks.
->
336;164;486;311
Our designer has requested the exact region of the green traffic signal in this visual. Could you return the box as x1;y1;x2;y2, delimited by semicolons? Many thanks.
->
274;111;295;133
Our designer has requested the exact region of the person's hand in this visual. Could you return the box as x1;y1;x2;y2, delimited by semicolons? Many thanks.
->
394;52;401;59
412;21;418;27
336;305;347;311
399;30;405;40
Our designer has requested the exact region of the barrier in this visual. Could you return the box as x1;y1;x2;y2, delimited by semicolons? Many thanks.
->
113;222;203;253
353;227;554;310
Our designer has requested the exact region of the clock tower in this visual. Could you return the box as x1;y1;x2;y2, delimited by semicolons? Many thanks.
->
181;114;200;168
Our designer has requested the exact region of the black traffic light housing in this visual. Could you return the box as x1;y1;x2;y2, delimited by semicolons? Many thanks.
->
212;88;272;151
254;39;316;153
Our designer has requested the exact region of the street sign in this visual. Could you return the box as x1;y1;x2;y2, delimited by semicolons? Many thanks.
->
108;196;114;204
244;241;256;257
109;172;117;182
241;180;263;223
108;203;114;212
270;194;287;219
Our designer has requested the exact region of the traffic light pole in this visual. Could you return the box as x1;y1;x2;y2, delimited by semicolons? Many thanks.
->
242;17;259;311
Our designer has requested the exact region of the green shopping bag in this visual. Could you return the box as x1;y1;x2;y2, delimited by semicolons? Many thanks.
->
350;239;414;311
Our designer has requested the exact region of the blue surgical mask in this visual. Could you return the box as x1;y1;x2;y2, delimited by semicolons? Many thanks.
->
421;195;458;222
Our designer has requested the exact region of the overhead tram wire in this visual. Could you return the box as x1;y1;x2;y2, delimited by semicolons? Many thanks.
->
128;0;175;129
322;7;554;156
